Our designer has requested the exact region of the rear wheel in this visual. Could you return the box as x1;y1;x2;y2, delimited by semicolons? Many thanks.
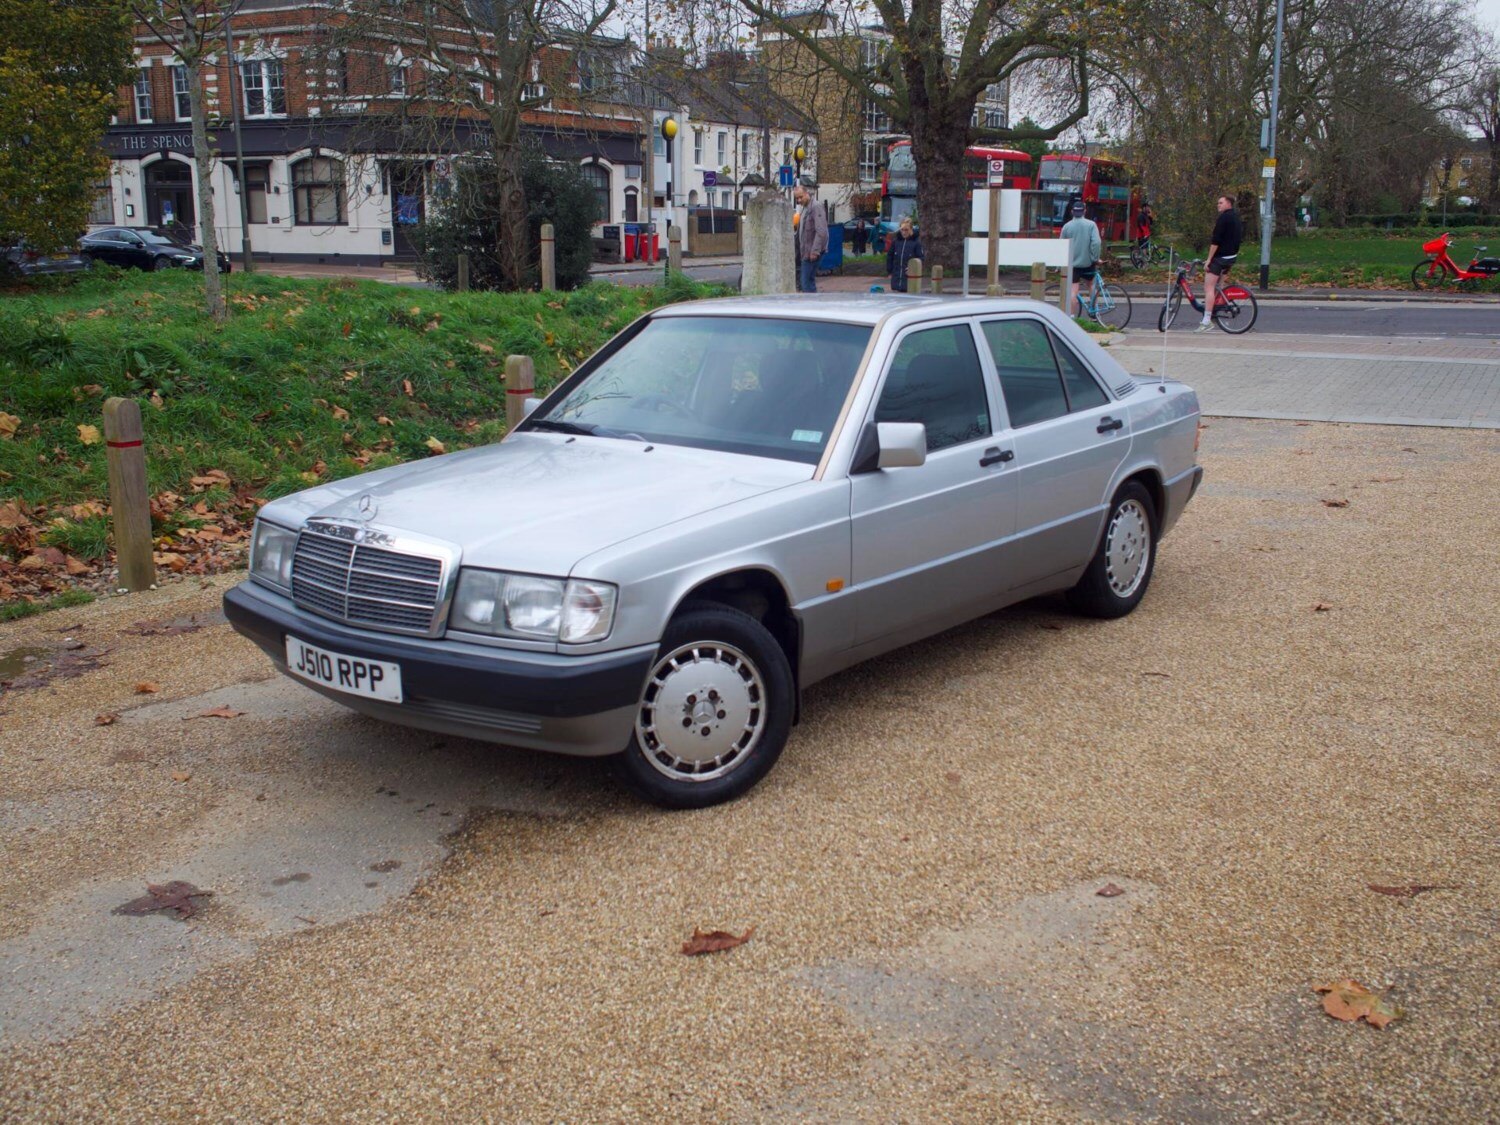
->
1042;282;1073;315
1411;260;1449;289
1068;482;1158;619
1129;244;1147;269
1158;289;1183;332
1214;286;1258;334
612;602;794;809
1094;283;1132;330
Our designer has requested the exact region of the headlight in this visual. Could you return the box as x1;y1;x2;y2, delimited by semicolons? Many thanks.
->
250;520;297;589
451;570;616;644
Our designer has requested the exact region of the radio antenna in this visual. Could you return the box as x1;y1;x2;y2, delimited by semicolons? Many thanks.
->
1159;246;1173;388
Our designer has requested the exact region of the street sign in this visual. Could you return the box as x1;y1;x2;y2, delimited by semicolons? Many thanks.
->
703;170;717;188
988;159;1005;187
1262;158;1277;179
778;164;794;187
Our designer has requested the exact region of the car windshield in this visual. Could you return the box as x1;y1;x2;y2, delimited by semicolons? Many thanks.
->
526;316;873;464
1040;157;1087;183
140;230;191;246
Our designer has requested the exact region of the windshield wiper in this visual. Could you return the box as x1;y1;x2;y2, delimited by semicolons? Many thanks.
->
527;418;644;441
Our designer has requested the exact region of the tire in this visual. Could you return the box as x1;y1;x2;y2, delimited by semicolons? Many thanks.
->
1129;245;1146;269
611;602;794;809
1157;289;1183;332
1411;260;1449;289
1094;283;1132;330
145;255;161;272
1067;482;1158;619
1214;286;1258;334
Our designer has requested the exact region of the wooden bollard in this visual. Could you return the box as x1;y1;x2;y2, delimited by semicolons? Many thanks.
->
1059;274;1072;314
1030;261;1046;301
456;252;470;292
930;263;943;294
907;258;922;292
505;354;535;431
668;225;683;274
102;397;155;592
540;223;556;292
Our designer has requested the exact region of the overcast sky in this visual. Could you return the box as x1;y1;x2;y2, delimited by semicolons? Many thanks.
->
1478;0;1500;27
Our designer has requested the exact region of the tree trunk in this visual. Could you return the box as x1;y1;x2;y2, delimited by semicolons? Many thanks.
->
908;103;971;276
187;60;225;323
488;105;528;290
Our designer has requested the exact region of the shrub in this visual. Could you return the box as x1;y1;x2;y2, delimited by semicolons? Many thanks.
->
416;145;597;292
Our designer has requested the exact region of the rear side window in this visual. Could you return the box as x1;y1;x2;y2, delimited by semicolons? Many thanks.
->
874;324;990;451
981;319;1069;427
1051;333;1109;410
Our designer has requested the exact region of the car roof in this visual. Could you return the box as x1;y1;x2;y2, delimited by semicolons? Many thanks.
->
651;293;1054;328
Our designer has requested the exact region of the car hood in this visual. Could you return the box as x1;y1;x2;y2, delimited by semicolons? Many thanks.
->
258;433;811;577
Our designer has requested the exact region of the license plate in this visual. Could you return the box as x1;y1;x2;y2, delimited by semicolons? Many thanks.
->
49;253;73;260
285;635;403;702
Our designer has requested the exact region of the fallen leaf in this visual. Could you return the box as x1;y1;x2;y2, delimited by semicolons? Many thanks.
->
113;881;213;919
171;769;192;782
377;415;393;426
77;424;101;445
424;437;446;454
342;321;353;337
681;925;755;955
1321;498;1350;508
1313;602;1334;612
343;369;360;381
1368;476;1402;483
0;412;19;440
402;379;414;397
149;391;164;409
1096;883;1126;898
64;554;90;576
1368;883;1456;898
1315;980;1401;1029
1249;545;1278;552
331;405;350;420
95;712;120;726
188;706;245;720
134;681;160;694
1400;447;1417;453
473;341;494;354
1141;671;1171;678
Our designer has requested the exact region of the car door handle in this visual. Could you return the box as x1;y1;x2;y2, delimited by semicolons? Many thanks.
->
1097;416;1124;433
979;447;1014;467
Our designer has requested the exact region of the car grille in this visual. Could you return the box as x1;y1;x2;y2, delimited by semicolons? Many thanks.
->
291;528;445;635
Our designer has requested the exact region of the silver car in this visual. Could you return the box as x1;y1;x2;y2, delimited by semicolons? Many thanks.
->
226;295;1203;807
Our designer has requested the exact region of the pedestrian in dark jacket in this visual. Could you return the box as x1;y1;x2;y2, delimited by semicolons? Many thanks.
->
885;217;924;292
853;217;868;255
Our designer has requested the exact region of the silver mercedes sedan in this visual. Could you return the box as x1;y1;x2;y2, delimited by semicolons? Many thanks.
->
226;295;1203;808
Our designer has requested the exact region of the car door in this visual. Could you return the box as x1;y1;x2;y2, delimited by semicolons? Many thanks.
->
979;317;1131;590
112;230;146;268
849;320;1017;647
86;230;121;266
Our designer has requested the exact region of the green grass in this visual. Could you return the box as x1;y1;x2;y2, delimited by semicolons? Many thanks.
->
0;268;730;560
0;589;94;622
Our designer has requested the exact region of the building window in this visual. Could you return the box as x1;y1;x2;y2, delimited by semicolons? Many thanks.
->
240;58;287;118
291;156;345;224
580;163;610;224
740;132;752;168
332;52;349;95
859;139;884;182
578;52;604;94
721;190;731;209
972;106;1005;129
171;65;192;120
1460;156;1473;170
653;131;664;157
860;37;884;70
693;128;703;165
134;67;153;123
522;82;548;103
231;162;270;223
863;98;888;133
717;131;727;166
390;61;408;95
782;137;793;166
89;180;114;225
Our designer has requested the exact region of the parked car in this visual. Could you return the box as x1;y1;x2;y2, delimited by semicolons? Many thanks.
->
1;241;90;279
226;295;1203;808
79;227;231;273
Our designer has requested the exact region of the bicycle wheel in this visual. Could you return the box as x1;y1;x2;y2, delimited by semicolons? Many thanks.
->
1410;260;1449;289
1042;282;1076;314
1157;289;1183;332
1093;283;1132;330
1129;245;1146;269
1214;286;1258;334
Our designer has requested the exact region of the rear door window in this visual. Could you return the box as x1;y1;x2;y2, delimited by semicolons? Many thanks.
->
980;319;1069;428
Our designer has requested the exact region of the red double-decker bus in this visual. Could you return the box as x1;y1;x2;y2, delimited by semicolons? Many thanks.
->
880;140;1034;230
1038;154;1137;241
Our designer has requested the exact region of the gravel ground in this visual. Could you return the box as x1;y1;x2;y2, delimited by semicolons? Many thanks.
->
0;417;1496;1122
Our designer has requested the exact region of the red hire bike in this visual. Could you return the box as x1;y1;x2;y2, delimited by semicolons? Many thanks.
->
1411;232;1500;290
1157;258;1259;333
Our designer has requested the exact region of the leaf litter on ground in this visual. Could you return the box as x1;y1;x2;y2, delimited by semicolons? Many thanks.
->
681;926;755;956
1315;980;1401;1029
113;881;213;920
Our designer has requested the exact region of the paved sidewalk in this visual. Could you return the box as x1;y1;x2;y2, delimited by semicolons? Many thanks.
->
1105;333;1500;428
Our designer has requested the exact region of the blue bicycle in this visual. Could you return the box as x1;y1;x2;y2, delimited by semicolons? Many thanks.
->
1044;272;1133;330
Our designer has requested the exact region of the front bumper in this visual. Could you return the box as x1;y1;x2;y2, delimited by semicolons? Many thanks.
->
223;581;653;756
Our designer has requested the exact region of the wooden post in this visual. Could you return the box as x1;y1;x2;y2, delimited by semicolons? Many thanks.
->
907;258;923;292
1030;262;1046;301
540;223;556;292
668;224;683;274
1059;268;1073;314
986;189;1002;297
504;354;535;431
456;253;470;292
102;398;155;593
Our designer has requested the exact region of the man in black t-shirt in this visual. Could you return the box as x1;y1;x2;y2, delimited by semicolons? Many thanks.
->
1197;194;1243;331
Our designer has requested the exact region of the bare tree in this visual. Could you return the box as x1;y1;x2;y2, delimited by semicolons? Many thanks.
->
130;0;234;322
327;0;617;291
1455;33;1499;214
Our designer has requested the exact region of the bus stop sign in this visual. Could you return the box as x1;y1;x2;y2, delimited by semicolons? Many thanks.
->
988;159;1006;187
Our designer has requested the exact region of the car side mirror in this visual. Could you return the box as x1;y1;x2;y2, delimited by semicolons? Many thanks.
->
851;421;927;473
523;396;543;417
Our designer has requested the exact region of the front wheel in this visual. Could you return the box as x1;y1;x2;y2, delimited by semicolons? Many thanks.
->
1214;286;1259;334
1411;260;1449;289
612;602;794;809
1094;283;1132;330
1067;482;1158;619
1158;289;1183;332
1129;245;1146;269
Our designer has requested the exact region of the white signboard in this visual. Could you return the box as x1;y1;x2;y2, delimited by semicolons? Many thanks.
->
965;236;1070;269
970;189;1023;234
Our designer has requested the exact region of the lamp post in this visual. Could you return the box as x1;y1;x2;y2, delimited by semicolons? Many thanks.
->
660;115;677;275
224;1;253;272
1258;0;1286;291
